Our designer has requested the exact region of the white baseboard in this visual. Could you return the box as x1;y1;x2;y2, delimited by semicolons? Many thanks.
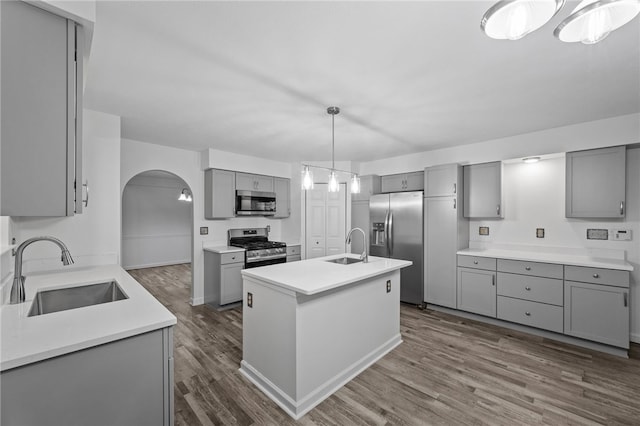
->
630;333;640;344
123;260;190;270
190;296;204;306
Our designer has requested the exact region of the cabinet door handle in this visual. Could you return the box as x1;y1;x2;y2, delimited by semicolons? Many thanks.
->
453;199;456;209
525;311;531;316
453;183;456;194
525;266;531;271
620;201;624;215
82;181;89;207
473;260;478;264
496;204;501;216
492;275;495;286
624;292;628;307
593;273;600;278
525;286;531;291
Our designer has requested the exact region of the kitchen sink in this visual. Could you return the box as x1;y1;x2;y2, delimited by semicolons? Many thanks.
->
326;257;363;265
28;281;128;317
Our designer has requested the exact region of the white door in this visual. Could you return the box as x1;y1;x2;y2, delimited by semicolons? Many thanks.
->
305;183;346;258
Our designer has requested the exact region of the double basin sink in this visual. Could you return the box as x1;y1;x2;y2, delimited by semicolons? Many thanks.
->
28;281;128;317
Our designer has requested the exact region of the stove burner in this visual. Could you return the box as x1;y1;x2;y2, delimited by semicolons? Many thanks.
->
228;228;287;268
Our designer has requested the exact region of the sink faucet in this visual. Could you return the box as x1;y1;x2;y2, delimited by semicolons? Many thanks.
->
10;236;74;304
346;227;368;263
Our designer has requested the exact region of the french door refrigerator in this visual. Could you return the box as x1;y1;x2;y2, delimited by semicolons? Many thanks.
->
370;191;424;305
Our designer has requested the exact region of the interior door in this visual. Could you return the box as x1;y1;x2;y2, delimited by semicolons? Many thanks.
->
325;187;346;256
305;183;346;258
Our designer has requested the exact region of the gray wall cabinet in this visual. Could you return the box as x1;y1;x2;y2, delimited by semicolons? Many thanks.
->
381;171;424;193
1;0;84;216
424;164;468;309
204;169;236;219
565;146;626;218
1;328;174;426
463;161;503;218
236;172;274;192
204;251;244;306
351;175;381;201
273;177;291;218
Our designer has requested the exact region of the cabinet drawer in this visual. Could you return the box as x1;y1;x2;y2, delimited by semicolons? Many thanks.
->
457;255;496;271
286;245;300;256
287;255;301;263
497;259;563;279
497;273;563;305
565;266;629;287
497;296;563;333
221;252;244;265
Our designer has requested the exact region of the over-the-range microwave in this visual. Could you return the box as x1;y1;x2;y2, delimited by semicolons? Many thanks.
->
235;190;276;216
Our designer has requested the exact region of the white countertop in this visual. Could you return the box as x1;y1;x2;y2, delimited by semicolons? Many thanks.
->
1;264;176;371
203;245;245;254
241;253;412;295
457;248;633;271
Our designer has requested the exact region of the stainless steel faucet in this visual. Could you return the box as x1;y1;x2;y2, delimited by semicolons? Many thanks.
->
346;227;368;263
10;236;74;304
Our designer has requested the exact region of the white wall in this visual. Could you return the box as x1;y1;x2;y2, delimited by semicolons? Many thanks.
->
122;173;192;269
3;109;121;302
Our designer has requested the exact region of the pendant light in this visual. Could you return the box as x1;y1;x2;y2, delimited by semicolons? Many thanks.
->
554;0;640;44
350;174;361;194
327;106;340;193
178;188;192;202
481;0;565;40
301;165;314;190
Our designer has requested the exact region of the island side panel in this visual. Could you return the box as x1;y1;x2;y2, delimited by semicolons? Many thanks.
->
241;276;298;402
296;270;402;407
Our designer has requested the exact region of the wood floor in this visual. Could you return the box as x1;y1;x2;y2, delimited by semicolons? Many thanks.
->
129;264;640;425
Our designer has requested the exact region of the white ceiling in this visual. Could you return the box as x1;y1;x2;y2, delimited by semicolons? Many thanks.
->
84;1;640;163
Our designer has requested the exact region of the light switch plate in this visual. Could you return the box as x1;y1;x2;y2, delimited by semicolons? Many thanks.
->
536;228;545;238
587;229;608;240
611;229;632;241
200;227;208;235
479;227;489;236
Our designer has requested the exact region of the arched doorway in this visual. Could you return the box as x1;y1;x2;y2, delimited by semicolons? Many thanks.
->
121;170;194;298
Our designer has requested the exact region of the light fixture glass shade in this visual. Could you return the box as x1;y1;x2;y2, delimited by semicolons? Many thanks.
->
350;175;361;194
328;171;340;193
481;0;565;40
523;156;541;163
178;188;192;202
301;166;314;190
554;0;640;44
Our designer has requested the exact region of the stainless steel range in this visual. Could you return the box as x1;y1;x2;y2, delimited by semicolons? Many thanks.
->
228;228;287;268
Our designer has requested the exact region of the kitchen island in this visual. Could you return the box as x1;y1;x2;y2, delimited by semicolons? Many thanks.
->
239;253;412;419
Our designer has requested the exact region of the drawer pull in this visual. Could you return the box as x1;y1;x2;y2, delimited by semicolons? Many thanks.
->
593;273;600;278
473;260;478;264
231;256;236;260
525;266;531;271
525;286;531;291
525;312;531;316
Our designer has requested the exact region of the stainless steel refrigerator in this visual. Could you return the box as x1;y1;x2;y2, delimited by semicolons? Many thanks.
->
370;191;423;304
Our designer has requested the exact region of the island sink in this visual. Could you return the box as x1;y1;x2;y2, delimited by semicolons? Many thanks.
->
325;257;363;265
28;281;128;317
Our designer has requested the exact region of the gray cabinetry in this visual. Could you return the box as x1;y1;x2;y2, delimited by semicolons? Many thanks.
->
1;328;174;426
564;266;629;348
204;169;236;219
381;171;424;193
457;256;497;317
204;250;244;307
273;177;291;218
565;146;626;218
463;162;503;218
286;244;301;262
351;175;381;201
236;172;274;192
1;0;84;216
424;164;468;309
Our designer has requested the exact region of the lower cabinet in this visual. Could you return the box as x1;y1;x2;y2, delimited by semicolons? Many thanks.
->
286;244;301;262
457;267;496;317
497;296;563;333
564;280;629;349
204;250;244;306
1;327;174;426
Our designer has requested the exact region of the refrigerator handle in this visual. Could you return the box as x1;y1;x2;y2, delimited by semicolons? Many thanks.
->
388;211;394;257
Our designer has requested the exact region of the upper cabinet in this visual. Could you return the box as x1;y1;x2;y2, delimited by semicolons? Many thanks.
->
273;177;290;218
204;169;235;219
351;175;381;202
1;1;85;216
236;172;274;192
424;164;459;197
565;146;626;218
463;161;503;219
381;171;424;193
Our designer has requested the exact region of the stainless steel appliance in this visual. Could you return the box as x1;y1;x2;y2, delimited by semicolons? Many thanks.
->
228;228;287;268
235;190;276;216
370;191;424;304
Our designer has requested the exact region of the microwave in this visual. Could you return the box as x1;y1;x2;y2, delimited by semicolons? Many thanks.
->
235;190;276;216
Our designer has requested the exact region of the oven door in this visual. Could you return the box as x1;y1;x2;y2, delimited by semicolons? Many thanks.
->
245;256;287;268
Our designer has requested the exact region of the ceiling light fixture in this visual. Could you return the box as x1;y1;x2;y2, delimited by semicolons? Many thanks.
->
301;106;361;194
178;188;192;202
481;0;565;40
554;0;640;44
523;156;541;163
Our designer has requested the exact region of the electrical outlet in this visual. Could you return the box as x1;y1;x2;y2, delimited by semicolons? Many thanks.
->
247;292;253;308
200;227;208;235
611;229;632;241
536;228;545;238
479;227;489;236
386;280;391;293
587;229;608;240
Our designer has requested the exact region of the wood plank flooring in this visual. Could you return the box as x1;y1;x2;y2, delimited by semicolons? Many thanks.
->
128;264;640;425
